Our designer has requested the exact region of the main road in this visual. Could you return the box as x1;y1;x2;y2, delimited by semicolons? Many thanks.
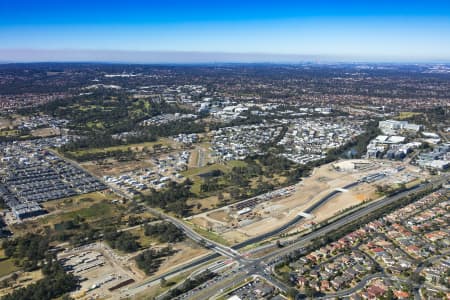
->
121;179;367;297
122;175;447;298
183;176;447;300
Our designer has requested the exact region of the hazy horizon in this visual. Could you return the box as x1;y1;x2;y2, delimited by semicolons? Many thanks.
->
1;49;450;65
1;1;450;63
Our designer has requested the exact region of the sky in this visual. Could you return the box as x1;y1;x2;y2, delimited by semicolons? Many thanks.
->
1;0;450;63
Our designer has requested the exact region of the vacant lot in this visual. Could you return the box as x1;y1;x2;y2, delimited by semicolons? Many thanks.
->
153;240;210;276
31;127;60;137
0;258;19;278
11;192;126;236
41;191;111;212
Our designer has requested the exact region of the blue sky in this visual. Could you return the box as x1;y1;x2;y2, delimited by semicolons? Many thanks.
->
1;0;450;62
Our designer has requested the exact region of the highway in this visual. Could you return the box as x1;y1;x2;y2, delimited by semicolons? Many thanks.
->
141;203;243;260
181;176;447;300
122;179;366;296
113;163;445;299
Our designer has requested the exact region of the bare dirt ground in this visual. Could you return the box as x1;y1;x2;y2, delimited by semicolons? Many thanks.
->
190;216;214;229
222;230;252;244
31;127;61;137
188;148;199;168
312;182;377;223
187;195;220;214
208;210;232;223
153;240;210;277
0;118;12;129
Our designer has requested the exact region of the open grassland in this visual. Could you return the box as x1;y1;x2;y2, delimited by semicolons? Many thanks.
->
81;158;154;176
30;127;60;137
41;191;111;212
187;195;221;214
64;138;174;157
0;258;19;278
0;130;19;136
190;223;231;246
181;163;229;177
128;227;158;248
153;240;210;276
39;200;123;228
397;111;423;120
11;192;125;236
405;178;423;189
182;160;248;194
0;117;12;129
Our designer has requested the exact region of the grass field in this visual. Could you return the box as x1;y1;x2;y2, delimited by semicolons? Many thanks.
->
39;200;119;226
226;160;247;168
181;163;229;177
65;138;174;157
0;259;19;277
134;269;200;300
276;264;292;274
191;224;231;246
0;130;19;136
41;191;109;211
405;178;423;189
128;227;158;248
188;195;221;213
182;161;247;196
10;192;124;236
182;160;247;178
397;111;422;120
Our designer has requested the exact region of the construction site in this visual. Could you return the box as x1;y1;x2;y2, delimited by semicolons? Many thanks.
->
186;159;426;244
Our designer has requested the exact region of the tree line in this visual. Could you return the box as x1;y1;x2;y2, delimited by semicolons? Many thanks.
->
103;228;140;253
1;234;78;300
142;180;193;217
135;246;176;275
143;222;185;243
